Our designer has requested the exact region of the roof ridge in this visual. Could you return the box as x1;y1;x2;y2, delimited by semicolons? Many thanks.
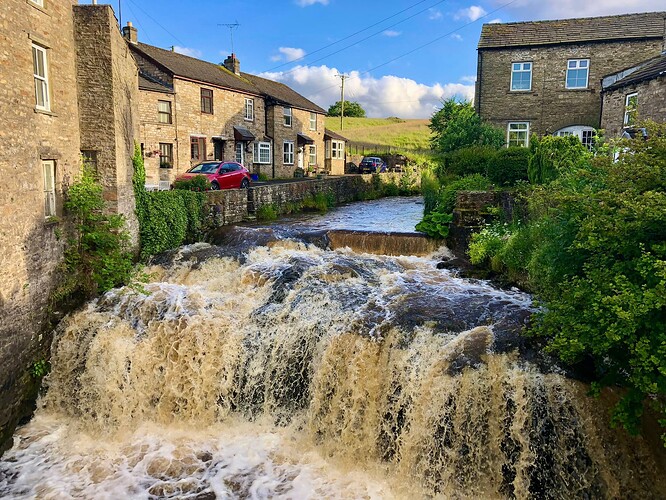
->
482;10;666;27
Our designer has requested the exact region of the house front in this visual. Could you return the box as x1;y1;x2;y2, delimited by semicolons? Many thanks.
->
475;12;666;147
324;128;348;176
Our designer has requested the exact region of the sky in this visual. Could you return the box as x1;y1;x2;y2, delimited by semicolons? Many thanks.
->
80;0;665;118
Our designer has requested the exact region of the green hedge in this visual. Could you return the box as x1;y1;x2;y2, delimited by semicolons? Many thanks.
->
445;145;498;177
487;147;530;186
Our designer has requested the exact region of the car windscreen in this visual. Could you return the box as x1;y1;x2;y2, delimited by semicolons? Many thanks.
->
190;163;219;174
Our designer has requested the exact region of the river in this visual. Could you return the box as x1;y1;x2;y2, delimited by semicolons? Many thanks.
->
0;197;664;499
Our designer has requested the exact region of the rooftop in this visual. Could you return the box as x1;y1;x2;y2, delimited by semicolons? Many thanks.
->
603;52;666;91
478;12;666;49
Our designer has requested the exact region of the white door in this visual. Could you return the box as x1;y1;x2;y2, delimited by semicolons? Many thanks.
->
297;147;304;169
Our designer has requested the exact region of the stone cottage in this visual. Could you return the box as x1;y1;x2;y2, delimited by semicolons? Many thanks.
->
475;12;666;147
0;1;139;452
601;52;666;137
125;26;326;185
324;128;348;176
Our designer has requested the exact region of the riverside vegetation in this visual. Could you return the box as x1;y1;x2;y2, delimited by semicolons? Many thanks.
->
419;98;666;446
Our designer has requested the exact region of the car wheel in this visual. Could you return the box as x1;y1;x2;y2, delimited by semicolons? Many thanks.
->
240;178;249;189
210;181;220;190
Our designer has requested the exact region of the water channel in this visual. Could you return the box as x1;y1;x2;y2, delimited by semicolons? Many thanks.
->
1;197;664;498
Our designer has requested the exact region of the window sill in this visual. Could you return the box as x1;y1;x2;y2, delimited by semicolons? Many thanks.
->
565;88;593;92
244;118;254;122
27;1;49;15
35;107;56;117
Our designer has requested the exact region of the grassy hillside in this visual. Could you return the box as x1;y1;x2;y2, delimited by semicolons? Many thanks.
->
325;117;433;152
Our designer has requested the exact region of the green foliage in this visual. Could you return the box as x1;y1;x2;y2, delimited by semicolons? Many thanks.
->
258;173;269;182
173;175;210;191
415;211;452;239
439;174;492;215
421;169;440;216
487;147;530;186
327;100;366;117
528;134;589;184
430;97;504;154
57;167;133;299
398;165;420;195
256;204;279;221
444;145;497;177
29;359;50;380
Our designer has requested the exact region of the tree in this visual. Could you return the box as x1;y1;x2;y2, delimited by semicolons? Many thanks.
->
327;100;366;118
429;97;504;154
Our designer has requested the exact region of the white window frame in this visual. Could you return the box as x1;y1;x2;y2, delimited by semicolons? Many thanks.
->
244;98;254;121
566;59;590;89
308;145;317;166
283;141;294;165
253;141;271;164
507;122;530;147
331;140;343;159
283;107;292;127
309;112;317;130
30;0;44;7
624;92;638;127
42;160;55;217
32;43;50;111
235;142;244;164
510;62;532;92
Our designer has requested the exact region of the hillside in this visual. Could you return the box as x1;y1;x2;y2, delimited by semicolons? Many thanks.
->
325;117;433;153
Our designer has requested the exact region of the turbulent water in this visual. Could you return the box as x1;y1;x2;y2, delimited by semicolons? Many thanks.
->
1;199;665;499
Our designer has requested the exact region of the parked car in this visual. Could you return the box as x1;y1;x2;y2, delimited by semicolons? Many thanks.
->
358;156;387;174
176;161;251;190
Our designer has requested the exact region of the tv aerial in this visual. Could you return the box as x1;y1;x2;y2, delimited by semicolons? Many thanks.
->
218;22;240;54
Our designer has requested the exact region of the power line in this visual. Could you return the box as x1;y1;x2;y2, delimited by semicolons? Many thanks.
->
263;0;448;74
124;0;186;47
123;1;154;45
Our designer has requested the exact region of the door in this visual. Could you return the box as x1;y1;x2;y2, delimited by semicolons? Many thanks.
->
297;147;304;169
213;140;224;161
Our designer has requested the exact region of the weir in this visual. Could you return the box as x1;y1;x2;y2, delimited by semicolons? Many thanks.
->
1;198;664;498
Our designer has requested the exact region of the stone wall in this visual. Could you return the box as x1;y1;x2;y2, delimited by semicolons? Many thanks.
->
137;88;176;187
601;76;666;137
73;4;140;244
0;0;82;454
477;39;664;137
204;189;249;226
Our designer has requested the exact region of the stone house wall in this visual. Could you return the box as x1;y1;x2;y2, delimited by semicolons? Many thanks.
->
0;0;82;453
476;39;664;137
269;106;325;178
172;78;266;179
137;89;176;187
601;77;666;137
324;139;346;176
73;4;140;243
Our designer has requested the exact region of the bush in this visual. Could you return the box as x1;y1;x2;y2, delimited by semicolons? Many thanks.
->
487;147;530;186
256;204;278;221
421;169;440;216
528;134;589;184
173;175;210;191
445;146;497;177
439;174;492;215
415;211;452;239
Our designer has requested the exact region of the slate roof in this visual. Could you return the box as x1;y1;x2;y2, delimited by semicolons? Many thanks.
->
138;74;173;93
478;12;666;49
324;128;348;141
604;53;666;91
129;42;325;113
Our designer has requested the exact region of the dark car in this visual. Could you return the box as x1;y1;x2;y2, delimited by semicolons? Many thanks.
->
175;161;251;190
358;156;386;174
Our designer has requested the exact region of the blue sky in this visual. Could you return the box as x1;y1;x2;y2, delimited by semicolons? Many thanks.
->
81;0;664;118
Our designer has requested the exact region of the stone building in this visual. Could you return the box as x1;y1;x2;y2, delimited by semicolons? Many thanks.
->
0;1;140;452
475;12;666;147
125;27;326;184
601;52;666;137
324;128;348;176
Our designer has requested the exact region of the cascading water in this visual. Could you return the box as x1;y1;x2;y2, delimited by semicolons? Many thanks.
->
1;198;664;499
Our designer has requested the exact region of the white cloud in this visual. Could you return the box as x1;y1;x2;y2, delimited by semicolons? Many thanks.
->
455;5;488;22
429;9;443;20
296;0;329;6
451;33;464;42
271;47;307;62
259;65;474;119
488;18;502;24
460;75;477;84
488;0;665;19
383;30;402;37
173;46;203;58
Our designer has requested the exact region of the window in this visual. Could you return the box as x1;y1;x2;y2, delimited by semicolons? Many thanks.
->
42;160;55;217
158;100;172;124
253;142;271;164
331;140;343;159
309;145;317;166
566;59;589;89
284;141;294;164
81;150;97;171
30;0;44;8
510;62;532;91
32;44;49;111
159;143;173;168
507;122;529;147
201;88;213;114
191;136;206;161
283;107;292;127
235;142;244;164
244;98;254;121
309;112;317;130
555;125;596;151
624;93;638;127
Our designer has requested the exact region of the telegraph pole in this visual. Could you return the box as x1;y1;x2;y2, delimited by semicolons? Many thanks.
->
337;74;348;131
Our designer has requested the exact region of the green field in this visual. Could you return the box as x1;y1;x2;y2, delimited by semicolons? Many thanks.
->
325;117;433;153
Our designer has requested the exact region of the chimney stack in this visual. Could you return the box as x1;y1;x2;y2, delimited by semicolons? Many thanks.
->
122;21;138;44
223;54;241;75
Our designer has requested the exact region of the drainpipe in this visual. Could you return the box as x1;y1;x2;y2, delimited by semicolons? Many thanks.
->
265;99;275;179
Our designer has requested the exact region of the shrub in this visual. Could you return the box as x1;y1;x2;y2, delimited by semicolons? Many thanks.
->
415;211;453;239
439;174;492;215
173;175;210;191
528;134;589;184
421;169;440;216
487;147;530;186
445;146;497;177
258;172;269;182
256;204;278;221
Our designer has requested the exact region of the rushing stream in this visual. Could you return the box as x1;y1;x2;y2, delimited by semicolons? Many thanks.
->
1;197;664;499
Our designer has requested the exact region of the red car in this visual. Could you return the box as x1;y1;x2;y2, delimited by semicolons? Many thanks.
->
176;161;251;190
